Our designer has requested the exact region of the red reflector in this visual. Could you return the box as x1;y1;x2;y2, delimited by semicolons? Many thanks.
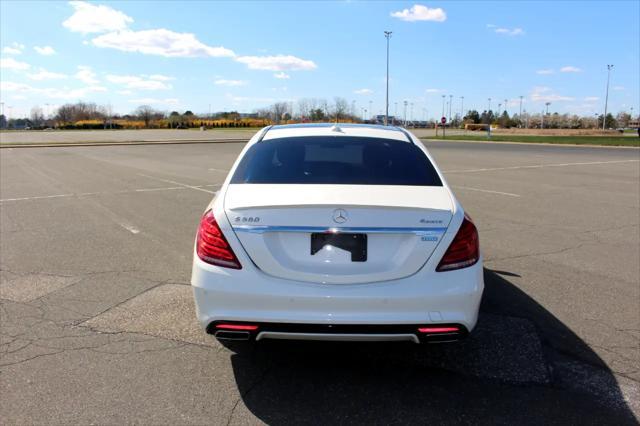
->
436;213;479;272
196;210;242;269
418;326;460;333
215;324;258;331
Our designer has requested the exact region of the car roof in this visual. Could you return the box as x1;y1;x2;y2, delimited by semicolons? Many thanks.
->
260;123;413;143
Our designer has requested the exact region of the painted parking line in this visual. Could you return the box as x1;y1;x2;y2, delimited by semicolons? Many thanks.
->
0;193;76;202
443;159;639;174
0;184;219;203
451;185;520;197
138;173;216;194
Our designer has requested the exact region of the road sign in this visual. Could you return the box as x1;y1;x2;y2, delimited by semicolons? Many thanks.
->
441;116;447;124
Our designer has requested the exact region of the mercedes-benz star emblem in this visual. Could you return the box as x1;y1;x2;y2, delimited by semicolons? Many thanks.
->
332;208;348;224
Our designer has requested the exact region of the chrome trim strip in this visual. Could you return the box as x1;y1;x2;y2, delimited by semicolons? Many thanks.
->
256;331;419;343
232;225;447;235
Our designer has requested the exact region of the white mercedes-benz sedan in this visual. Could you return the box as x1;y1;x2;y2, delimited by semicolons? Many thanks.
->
191;123;483;345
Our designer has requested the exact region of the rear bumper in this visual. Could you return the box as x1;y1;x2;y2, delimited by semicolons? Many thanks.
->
191;255;484;337
208;321;469;343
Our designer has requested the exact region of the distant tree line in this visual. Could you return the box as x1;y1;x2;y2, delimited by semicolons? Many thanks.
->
0;100;636;130
460;109;631;130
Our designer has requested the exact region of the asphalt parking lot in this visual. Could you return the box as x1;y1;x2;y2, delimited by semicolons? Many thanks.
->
1;139;639;424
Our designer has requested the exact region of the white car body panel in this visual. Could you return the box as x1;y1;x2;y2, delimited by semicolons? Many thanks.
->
226;184;453;284
191;124;484;342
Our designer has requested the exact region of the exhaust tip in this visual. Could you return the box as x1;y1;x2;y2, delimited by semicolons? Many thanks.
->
214;330;251;341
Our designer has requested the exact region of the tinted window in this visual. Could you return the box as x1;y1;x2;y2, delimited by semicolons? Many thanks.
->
231;136;442;186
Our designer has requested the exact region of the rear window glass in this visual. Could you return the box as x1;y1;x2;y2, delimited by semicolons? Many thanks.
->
230;136;442;186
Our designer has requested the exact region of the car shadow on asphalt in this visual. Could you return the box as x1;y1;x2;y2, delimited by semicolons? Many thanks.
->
226;269;636;425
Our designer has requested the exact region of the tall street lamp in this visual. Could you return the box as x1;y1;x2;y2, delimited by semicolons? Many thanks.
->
488;98;492;112
519;96;523;118
384;31;392;126
441;95;445;119
460;96;464;121
603;64;614;130
403;100;408;126
448;95;453;122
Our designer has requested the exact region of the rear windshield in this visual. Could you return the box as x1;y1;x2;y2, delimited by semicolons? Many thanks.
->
230;136;442;186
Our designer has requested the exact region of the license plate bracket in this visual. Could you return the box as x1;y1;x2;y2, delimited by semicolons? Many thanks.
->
310;233;367;262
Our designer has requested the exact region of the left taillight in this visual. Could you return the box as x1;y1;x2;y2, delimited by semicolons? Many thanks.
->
196;210;242;269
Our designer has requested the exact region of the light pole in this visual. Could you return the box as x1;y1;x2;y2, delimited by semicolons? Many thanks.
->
498;103;502;116
410;102;414;123
603;64;614;130
363;108;367;122
460;96;464;121
441;95;445;119
519;96;523;118
369;100;373;120
384;31;392;126
504;99;508;114
403;100;408;126
545;101;551;115
488;98;492;112
448;95;453;122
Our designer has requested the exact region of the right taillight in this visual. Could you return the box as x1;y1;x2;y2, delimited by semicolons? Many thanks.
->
436;213;479;272
196;210;242;269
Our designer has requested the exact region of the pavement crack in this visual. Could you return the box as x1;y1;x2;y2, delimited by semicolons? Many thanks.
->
225;363;273;426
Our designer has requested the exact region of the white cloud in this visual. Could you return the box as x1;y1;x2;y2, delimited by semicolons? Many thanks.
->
214;79;247;87
235;55;317;71
147;74;173;81
354;88;373;95
273;72;290;79
0;81;33;92
536;69;554;75
34;46;56;55
117;90;133;95
27;68;68;81
75;65;99;84
0;80;107;99
425;88;442;93
495;27;524;36
2;42;24;55
127;97;179;105
106;74;172;90
0;57;30;70
63;1;133;34
44;85;107;99
92;29;234;57
390;4;446;22
560;66;581;73
584;96;599;102
530;86;574;102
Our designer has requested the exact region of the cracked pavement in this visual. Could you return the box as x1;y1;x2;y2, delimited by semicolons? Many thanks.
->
1;139;639;424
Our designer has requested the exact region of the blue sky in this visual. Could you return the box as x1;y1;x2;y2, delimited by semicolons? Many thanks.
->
1;1;638;119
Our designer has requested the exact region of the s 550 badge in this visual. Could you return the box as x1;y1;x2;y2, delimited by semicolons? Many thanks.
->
235;216;260;223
